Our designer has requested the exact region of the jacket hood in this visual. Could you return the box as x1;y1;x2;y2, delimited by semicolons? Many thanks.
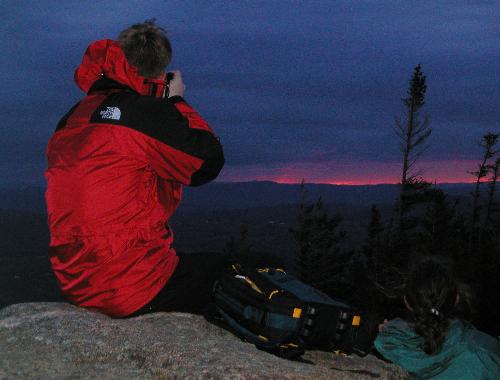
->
74;39;167;97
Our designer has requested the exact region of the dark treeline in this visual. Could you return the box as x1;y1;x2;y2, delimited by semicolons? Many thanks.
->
229;65;500;340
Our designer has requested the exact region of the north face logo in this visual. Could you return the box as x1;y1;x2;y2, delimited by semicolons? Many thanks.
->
100;106;121;120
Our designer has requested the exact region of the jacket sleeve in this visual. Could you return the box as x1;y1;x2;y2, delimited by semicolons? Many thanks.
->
167;96;225;186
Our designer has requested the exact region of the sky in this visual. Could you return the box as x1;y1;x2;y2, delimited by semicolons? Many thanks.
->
1;0;499;187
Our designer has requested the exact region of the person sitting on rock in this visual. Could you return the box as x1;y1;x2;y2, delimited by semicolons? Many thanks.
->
375;257;500;379
45;20;225;318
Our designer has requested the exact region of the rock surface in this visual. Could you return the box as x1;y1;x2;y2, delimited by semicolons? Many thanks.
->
0;303;407;379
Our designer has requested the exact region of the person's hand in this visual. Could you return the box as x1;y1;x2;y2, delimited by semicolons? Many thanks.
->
378;319;389;332
168;70;185;98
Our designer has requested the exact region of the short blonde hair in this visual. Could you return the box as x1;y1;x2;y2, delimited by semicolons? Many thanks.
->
118;19;172;77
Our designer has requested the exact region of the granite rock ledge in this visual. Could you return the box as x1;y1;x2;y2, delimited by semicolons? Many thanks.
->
0;302;408;379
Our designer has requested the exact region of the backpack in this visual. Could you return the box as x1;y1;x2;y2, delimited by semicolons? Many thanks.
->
212;263;363;359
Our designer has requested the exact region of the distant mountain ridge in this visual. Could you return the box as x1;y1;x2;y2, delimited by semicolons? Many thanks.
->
0;181;476;213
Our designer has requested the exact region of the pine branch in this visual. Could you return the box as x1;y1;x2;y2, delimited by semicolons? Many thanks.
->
410;129;432;149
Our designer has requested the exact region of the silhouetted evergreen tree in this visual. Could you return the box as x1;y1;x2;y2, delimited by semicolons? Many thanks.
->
487;156;500;253
367;205;384;249
362;205;388;284
224;224;285;269
395;64;432;230
289;184;351;299
469;132;499;253
351;66;436;324
464;132;500;335
387;64;438;273
417;189;467;263
484;156;499;230
350;205;404;346
224;224;252;261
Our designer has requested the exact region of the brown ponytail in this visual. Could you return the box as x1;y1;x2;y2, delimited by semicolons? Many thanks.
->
405;257;458;355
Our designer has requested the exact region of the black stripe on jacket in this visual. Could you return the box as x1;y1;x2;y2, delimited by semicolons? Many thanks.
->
54;80;224;186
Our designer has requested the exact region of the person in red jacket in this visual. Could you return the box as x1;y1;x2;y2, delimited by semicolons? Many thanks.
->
45;21;225;318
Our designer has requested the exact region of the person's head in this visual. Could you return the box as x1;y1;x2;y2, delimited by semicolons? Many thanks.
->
404;257;458;355
118;19;172;78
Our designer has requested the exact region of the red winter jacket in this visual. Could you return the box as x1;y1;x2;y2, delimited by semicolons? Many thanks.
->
45;40;224;317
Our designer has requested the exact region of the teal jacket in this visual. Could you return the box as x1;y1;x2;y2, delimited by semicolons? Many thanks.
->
374;318;500;379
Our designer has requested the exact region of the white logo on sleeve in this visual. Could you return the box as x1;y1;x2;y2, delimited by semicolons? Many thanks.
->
100;106;121;120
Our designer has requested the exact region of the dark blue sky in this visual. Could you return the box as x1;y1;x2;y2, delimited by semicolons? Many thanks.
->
1;1;499;186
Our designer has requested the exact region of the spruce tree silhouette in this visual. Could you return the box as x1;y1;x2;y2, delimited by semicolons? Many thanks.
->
395;64;432;231
469;132;499;254
289;183;351;299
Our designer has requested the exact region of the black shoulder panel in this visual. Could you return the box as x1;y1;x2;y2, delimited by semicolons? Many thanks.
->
55;101;81;132
89;92;219;161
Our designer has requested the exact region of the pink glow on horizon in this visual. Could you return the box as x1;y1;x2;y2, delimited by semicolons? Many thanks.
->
219;159;478;185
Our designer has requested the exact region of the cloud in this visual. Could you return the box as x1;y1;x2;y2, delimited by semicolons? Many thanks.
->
1;0;499;186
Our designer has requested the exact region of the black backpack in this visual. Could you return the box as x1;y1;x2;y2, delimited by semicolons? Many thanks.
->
212;263;364;359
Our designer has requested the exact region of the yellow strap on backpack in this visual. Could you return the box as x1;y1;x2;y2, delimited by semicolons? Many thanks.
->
268;290;280;299
235;275;263;294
